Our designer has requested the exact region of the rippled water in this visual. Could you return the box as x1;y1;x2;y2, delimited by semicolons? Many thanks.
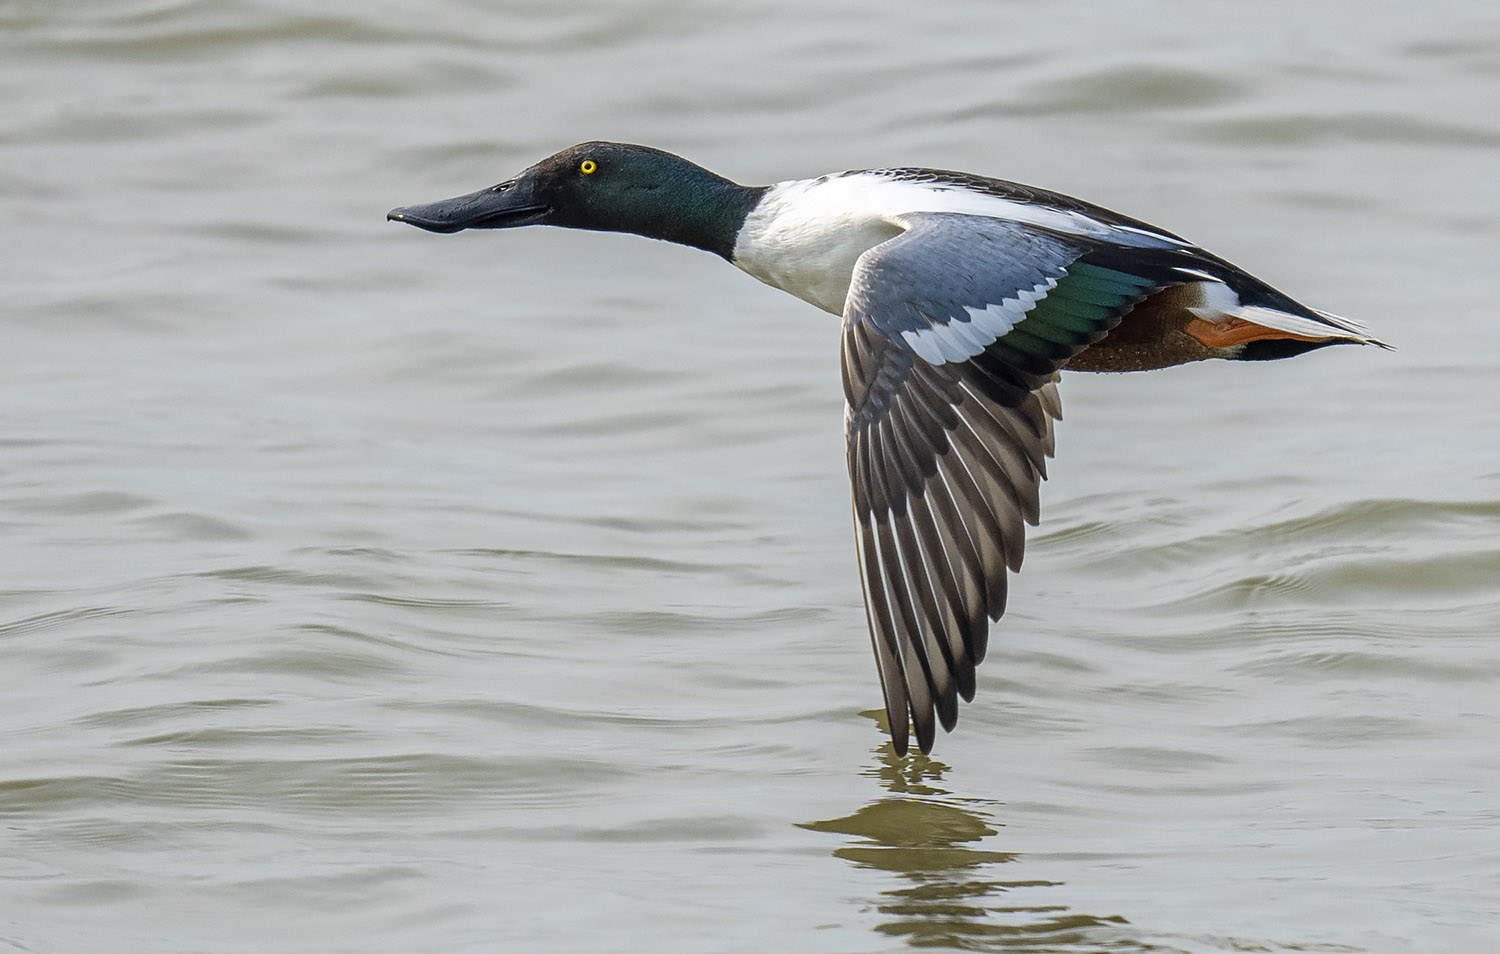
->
5;3;1500;951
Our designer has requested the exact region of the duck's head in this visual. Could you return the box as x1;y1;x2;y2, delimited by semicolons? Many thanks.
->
387;141;763;259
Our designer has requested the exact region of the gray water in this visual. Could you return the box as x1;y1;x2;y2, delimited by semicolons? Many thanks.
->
5;3;1500;951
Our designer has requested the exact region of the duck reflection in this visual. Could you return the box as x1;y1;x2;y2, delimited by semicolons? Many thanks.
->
799;712;1140;952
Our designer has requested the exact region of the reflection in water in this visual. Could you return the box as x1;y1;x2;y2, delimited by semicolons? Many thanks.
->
800;713;1164;952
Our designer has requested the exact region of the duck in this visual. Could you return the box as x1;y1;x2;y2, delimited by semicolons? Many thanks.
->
389;141;1386;756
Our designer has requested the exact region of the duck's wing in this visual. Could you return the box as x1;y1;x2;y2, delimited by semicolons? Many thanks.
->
841;212;1162;755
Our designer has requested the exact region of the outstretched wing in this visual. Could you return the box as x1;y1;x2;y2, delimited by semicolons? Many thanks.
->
842;212;1162;754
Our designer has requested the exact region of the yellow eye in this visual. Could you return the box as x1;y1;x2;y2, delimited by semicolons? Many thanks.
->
579;159;597;174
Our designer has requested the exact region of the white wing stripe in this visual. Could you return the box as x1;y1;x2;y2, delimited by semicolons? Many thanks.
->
897;276;1056;366
941;314;996;353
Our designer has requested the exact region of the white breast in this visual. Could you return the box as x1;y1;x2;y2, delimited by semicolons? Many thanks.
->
730;172;1167;316
731;176;905;315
